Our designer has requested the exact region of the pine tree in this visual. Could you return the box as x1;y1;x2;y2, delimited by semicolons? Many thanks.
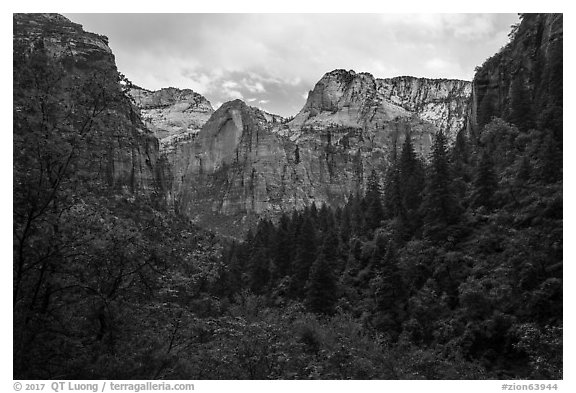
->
516;154;532;184
305;251;338;315
384;145;404;220
398;133;425;235
290;216;317;298
451;129;472;206
452;129;472;180
271;213;293;281
339;201;352;245
370;242;406;337
318;202;331;232
220;242;243;297
247;246;270;294
349;191;365;236
536;133;562;184
321;225;341;272
309;202;319;225
421;130;461;239
365;169;384;232
471;149;499;209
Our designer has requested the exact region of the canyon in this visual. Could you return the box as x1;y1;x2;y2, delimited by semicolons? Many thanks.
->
16;13;561;237
131;69;471;235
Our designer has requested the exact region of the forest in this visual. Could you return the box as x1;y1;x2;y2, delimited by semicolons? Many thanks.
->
13;13;562;380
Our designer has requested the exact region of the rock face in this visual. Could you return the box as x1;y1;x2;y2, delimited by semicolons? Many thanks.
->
291;69;470;141
13;13;170;200
172;100;297;235
470;13;562;138
377;76;471;135
171;69;470;235
129;87;214;153
14;14;475;237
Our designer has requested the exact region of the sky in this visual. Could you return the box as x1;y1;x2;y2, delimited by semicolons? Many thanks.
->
63;13;520;117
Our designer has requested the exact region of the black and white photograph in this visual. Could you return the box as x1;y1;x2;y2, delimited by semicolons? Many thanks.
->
10;3;564;387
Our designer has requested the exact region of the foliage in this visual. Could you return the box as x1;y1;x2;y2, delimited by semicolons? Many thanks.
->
14;14;562;380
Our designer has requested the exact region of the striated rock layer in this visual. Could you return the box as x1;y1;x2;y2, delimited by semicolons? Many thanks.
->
290;69;471;141
172;81;460;235
13;13;171;201
165;69;473;235
129;87;214;153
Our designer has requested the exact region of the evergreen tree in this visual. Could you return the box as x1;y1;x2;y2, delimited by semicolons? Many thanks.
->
318;202;331;232
536;133;562;184
290;216;317;298
271;213;293;281
247;247;270;294
452;129;472;185
398;133;425;236
339;201;352;246
384;145;404;220
421;130;461;239
451;130;472;213
365;169;384;232
516;154;532;185
220;242;243;298
471;149;499;209
321;225;341;272
370;242;406;337
349;191;365;236
309;202;319;223
306;251;338;315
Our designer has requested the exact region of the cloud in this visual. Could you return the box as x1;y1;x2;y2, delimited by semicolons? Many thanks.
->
242;79;266;93
65;13;519;116
424;57;465;77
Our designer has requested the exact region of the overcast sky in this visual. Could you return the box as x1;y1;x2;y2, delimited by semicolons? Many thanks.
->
64;13;519;117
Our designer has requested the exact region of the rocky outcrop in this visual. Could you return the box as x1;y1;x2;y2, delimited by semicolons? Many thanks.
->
171;98;436;236
470;14;562;138
377;76;471;135
166;70;473;235
129;87;214;153
14;14;479;237
13;13;170;201
172;100;295;234
290;69;470;142
290;70;410;131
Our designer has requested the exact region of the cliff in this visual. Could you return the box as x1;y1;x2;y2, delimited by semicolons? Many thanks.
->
13;13;171;200
470;13;562;139
14;14;477;237
129;86;214;153
172;98;439;236
159;68;474;235
290;69;470;141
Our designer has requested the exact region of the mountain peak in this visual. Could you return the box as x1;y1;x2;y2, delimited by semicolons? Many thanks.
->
290;68;471;137
220;98;248;110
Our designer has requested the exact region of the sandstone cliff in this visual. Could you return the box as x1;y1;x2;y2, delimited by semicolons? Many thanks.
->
13;13;170;200
161;68;474;235
172;98;437;236
129;86;214;153
290;69;470;141
470;13;562;138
